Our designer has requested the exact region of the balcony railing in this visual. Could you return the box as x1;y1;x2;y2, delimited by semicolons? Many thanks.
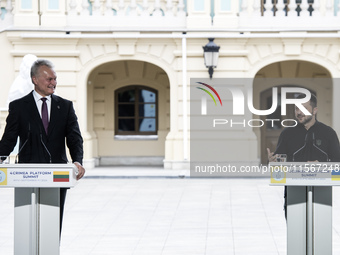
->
67;0;186;28
0;0;186;30
239;0;340;29
249;0;339;17
68;0;186;16
1;0;340;31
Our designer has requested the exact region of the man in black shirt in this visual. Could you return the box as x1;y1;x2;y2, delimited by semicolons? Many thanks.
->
268;93;340;162
268;93;340;217
271;119;340;162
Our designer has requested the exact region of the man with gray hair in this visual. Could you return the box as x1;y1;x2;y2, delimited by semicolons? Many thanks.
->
0;58;85;234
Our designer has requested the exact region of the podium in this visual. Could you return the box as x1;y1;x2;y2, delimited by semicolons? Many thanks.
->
0;163;77;255
269;162;340;255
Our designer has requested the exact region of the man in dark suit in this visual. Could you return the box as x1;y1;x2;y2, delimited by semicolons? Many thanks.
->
0;59;85;232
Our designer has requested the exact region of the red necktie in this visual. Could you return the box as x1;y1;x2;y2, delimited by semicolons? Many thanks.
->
41;98;49;134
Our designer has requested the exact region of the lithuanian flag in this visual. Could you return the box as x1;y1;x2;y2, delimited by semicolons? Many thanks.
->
53;171;69;182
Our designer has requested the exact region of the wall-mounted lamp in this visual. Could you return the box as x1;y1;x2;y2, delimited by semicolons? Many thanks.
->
203;38;220;79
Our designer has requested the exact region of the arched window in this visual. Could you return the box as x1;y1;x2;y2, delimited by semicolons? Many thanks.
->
115;86;158;135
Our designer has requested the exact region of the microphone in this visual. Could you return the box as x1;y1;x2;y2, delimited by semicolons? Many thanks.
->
40;133;52;163
312;133;329;161
293;133;308;162
15;123;30;164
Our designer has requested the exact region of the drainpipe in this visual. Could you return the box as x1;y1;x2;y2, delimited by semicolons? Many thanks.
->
182;32;188;161
38;0;42;25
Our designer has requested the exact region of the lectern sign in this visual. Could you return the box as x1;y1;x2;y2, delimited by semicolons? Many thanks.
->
0;169;7;185
270;165;287;184
0;164;77;188
270;162;340;186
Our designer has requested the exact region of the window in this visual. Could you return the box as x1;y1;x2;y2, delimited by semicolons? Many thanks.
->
194;0;205;11
220;0;231;11
115;86;158;135
48;0;59;10
21;0;32;9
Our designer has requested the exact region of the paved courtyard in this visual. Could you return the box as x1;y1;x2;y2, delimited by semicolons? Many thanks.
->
1;166;340;254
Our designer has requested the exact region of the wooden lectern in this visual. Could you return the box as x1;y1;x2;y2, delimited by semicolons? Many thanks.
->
0;163;77;255
270;162;340;255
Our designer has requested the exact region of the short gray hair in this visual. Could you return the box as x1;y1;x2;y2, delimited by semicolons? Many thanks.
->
30;59;54;85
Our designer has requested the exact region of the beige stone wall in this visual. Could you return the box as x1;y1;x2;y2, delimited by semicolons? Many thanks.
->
1;31;340;168
73;37;183;167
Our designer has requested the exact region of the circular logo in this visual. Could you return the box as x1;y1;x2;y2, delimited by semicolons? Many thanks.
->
274;171;285;181
0;170;6;183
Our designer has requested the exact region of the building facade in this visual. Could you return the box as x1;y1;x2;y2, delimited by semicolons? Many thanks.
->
0;0;340;169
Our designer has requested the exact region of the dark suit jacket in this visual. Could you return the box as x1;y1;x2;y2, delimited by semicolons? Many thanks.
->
0;91;83;164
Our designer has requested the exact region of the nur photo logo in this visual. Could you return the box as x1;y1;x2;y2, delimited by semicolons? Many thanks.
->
194;80;312;128
196;82;222;115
